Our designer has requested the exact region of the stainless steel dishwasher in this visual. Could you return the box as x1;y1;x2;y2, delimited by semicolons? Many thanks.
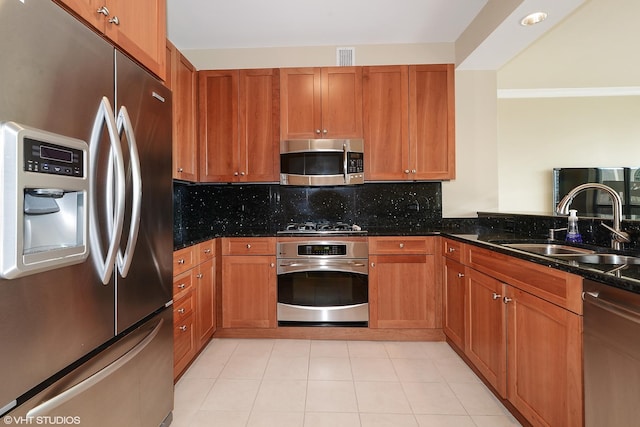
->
583;279;640;427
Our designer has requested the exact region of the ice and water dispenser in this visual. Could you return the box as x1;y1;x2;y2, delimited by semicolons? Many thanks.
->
0;122;89;279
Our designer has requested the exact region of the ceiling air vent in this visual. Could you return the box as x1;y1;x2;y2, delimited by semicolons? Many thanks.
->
336;47;355;66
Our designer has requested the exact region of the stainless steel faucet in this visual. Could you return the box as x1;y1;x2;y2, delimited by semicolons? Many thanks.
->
556;183;630;250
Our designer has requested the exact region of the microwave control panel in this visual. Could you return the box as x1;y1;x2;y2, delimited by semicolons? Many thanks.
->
347;152;364;173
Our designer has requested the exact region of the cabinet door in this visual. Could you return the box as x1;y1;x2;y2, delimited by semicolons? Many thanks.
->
322;67;363;138
238;69;280;182
465;268;507;397
409;64;455;180
55;0;105;30
103;0;166;79
363;66;409;181
195;258;216;349
221;255;276;328
443;258;465;350
280;67;322;139
199;70;239;182
369;254;437;328
172;48;198;181
506;286;583;427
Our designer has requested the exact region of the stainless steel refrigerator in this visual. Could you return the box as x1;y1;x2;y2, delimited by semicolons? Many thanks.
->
0;1;174;426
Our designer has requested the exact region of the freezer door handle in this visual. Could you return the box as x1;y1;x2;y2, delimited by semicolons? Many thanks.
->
114;106;142;278
89;96;126;284
26;317;164;419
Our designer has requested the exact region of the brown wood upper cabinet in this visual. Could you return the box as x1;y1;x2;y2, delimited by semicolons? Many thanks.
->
280;67;363;140
167;41;198;182
199;69;280;182
363;64;455;180
55;0;166;80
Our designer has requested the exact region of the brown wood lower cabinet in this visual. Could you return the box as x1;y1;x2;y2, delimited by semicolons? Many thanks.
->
442;239;584;427
368;237;439;329
172;239;216;380
219;238;277;329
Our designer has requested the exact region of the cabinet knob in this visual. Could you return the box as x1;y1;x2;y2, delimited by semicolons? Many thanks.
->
178;308;185;314
177;259;185;265
178;284;186;289
448;247;455;253
323;129;328;134
411;169;417;174
108;16;120;25
96;6;109;16
196;273;203;279
179;325;188;332
270;263;275;268
370;262;375;267
457;273;465;278
404;169;410;174
204;248;211;254
399;243;404;248
492;293;501;300
246;244;251;249
316;129;321;134
177;167;184;173
234;172;239;176
240;171;245;176
503;296;513;304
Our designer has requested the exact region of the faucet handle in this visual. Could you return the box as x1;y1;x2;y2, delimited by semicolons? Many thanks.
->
600;222;631;243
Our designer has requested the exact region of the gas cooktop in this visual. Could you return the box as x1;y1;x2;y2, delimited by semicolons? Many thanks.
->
277;222;367;235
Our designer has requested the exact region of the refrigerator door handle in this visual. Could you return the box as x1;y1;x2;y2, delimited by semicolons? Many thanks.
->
89;96;126;285
25;317;164;419
114;106;142;278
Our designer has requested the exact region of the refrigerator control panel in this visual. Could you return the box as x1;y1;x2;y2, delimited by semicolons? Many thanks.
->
24;137;84;177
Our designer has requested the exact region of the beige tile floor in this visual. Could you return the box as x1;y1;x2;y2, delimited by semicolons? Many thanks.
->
172;338;522;427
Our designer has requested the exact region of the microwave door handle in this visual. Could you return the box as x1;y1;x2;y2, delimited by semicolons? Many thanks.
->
343;143;348;184
115;106;142;278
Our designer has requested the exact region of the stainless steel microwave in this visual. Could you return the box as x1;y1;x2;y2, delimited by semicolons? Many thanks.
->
280;139;364;186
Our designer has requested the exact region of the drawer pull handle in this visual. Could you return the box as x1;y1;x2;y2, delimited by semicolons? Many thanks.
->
503;296;513;304
492;293;501;300
178;308;185;314
178;284;186;289
179;325;187;332
399;243;404;248
457;273;465;278
177;259;185;265
204;249;211;254
196;273;203;279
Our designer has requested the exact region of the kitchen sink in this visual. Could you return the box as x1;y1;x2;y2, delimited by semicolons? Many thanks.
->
550;253;640;265
502;243;596;256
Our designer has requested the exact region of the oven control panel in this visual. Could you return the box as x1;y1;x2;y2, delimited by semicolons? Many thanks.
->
298;244;347;256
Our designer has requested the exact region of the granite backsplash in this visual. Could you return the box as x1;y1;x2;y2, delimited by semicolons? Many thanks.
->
173;181;479;247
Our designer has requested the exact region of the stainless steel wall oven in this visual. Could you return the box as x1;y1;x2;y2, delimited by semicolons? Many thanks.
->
276;238;368;326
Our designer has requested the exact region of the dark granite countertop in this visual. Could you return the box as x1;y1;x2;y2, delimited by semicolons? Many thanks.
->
444;233;640;295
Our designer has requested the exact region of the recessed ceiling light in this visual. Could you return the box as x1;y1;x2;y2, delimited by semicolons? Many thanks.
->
520;12;548;26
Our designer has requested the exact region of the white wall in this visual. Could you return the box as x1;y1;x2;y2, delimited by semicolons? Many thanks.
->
496;0;640;214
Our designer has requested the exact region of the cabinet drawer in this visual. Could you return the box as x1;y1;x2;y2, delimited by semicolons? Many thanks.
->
173;292;194;323
197;239;215;263
173;270;194;299
443;239;464;263
173;246;197;276
221;237;276;255
369;237;434;254
173;312;195;363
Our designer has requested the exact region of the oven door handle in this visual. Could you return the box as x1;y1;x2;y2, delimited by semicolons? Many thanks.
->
278;259;368;275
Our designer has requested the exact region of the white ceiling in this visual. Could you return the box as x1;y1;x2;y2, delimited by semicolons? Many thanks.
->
167;0;587;70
